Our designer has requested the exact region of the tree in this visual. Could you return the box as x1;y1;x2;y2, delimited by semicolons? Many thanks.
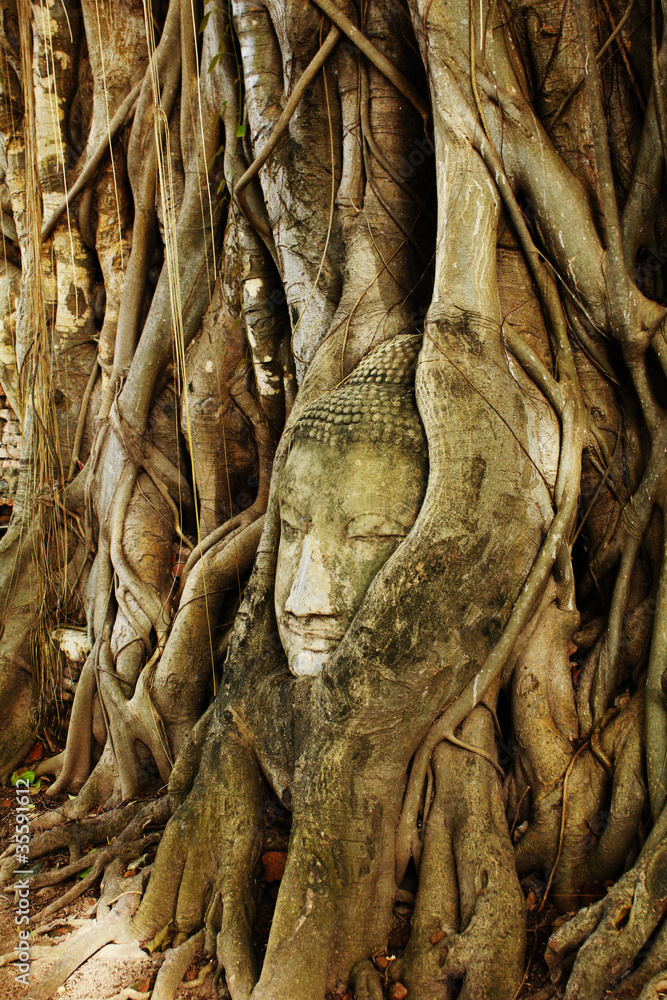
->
0;0;666;996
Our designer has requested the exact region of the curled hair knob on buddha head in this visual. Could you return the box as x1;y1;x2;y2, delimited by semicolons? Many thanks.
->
290;333;428;453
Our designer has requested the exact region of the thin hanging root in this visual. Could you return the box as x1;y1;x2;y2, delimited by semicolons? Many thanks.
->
358;64;435;224
548;0;637;128
150;930;204;1000
234;25;341;201
40;80;142;243
27;874;146;1000
308;0;429;123
67;359;100;480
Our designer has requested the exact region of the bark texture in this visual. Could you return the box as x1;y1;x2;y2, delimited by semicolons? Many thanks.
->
0;0;666;998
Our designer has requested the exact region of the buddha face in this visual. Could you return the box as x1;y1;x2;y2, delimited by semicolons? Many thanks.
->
275;438;427;677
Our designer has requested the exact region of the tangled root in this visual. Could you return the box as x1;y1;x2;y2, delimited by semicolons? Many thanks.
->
547;820;667;1000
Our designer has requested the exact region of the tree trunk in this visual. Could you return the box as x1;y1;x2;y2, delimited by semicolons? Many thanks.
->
1;0;667;997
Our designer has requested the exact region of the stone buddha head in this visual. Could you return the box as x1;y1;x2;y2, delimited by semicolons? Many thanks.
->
274;334;428;677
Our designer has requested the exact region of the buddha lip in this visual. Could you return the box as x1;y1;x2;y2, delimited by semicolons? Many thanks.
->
284;617;345;642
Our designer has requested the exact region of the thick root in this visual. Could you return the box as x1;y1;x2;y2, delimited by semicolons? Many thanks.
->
151;930;204;1000
547;820;667;1000
392;705;525;1000
132;708;264;965
637;972;667;1000
351;959;383;1000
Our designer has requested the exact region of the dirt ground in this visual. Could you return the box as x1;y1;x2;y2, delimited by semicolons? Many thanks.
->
0;749;219;1000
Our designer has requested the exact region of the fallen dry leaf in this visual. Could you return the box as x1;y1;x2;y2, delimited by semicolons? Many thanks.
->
261;850;287;882
25;742;45;764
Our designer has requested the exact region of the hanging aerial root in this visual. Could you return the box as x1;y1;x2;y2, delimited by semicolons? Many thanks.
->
308;0;429;123
40;81;143;243
234;25;341;235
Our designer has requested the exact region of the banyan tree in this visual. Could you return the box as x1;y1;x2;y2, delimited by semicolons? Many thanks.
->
0;0;666;997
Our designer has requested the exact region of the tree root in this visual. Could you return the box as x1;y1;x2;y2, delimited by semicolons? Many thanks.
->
547;810;667;999
0;943;66;968
132;709;264;955
151;929;203;1000
393;706;525;1000
611;914;667;997
105;990;151;1000
396;325;585;882
234;26;341;209
152;516;265;758
308;0;429;122
27;870;147;1000
1;797;168;893
40;81;142;243
182;960;213;989
638;972;667;1000
351;959;383;1000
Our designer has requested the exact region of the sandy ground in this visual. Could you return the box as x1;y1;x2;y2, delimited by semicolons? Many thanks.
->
0;763;219;1000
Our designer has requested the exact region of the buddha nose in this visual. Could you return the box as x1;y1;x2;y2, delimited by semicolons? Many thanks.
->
284;535;335;617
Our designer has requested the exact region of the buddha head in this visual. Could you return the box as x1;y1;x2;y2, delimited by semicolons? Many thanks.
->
274;334;428;677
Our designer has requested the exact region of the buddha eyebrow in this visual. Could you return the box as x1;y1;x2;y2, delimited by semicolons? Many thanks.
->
279;496;308;518
346;513;411;532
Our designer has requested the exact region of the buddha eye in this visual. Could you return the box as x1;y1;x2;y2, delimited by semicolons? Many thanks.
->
280;505;307;540
282;519;306;540
346;514;409;540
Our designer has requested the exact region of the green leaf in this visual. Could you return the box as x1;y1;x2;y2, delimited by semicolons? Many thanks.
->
68;793;77;800
11;769;36;787
236;123;246;138
198;10;211;34
78;867;93;879
208;53;220;74
28;779;41;794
